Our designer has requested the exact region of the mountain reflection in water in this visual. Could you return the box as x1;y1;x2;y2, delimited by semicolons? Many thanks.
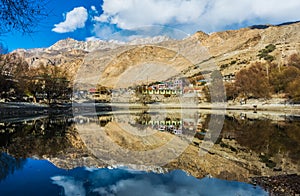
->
0;110;299;195
0;153;267;196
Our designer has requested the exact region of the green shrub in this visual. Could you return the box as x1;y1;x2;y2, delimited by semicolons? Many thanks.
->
258;44;276;62
230;60;237;65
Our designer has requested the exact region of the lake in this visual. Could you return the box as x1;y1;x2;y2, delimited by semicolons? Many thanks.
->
0;109;299;195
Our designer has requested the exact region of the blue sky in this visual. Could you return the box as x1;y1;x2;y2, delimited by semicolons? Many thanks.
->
2;0;300;51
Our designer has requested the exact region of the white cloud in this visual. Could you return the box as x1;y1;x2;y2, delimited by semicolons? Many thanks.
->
198;0;300;32
91;23;189;41
52;7;88;33
95;0;300;34
91;5;99;15
85;36;100;41
97;0;207;32
92;23;116;39
91;170;268;196
51;169;267;196
91;5;97;12
51;176;86;196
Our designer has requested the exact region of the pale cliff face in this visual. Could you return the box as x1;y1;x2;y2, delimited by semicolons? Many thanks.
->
12;22;300;88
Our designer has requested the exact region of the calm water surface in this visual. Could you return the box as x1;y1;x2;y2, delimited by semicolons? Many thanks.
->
0;154;267;196
1;110;299;195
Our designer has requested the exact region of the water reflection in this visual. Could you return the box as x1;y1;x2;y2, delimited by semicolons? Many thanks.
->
0;116;75;158
0;154;267;196
73;109;202;167
50;167;267;196
221;114;300;169
0;110;299;193
0;112;299;170
0;153;26;182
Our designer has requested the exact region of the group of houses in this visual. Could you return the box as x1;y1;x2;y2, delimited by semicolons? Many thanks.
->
142;79;184;95
88;87;111;102
141;78;209;97
140;117;198;135
72;73;236;103
73;87;112;102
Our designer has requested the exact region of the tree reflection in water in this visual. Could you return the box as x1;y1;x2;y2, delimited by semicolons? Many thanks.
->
0;112;299;178
0;117;75;158
0;153;26;182
221;115;300;167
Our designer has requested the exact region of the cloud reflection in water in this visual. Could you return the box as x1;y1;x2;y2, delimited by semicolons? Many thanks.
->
51;168;267;196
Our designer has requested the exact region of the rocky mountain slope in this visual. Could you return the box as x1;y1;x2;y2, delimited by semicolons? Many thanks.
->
188;22;300;76
12;22;300;89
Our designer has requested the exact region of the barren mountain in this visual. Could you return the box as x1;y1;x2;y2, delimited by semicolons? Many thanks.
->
188;22;300;76
12;22;300;89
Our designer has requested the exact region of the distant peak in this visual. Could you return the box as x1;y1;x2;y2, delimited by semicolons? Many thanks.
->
48;36;172;52
192;31;209;40
249;20;300;30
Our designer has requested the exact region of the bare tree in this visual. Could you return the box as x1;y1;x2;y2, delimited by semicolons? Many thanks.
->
234;62;271;100
0;53;29;100
25;63;71;104
0;0;47;34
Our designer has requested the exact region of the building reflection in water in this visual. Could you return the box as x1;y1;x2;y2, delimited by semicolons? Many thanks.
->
0;111;299;177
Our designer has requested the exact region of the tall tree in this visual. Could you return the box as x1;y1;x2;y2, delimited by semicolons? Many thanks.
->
0;53;29;99
135;85;152;104
225;82;238;101
234;62;271;100
270;65;300;93
286;79;300;102
28;64;71;104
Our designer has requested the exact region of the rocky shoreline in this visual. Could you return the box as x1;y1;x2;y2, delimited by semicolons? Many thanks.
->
251;174;300;195
1;101;300;118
